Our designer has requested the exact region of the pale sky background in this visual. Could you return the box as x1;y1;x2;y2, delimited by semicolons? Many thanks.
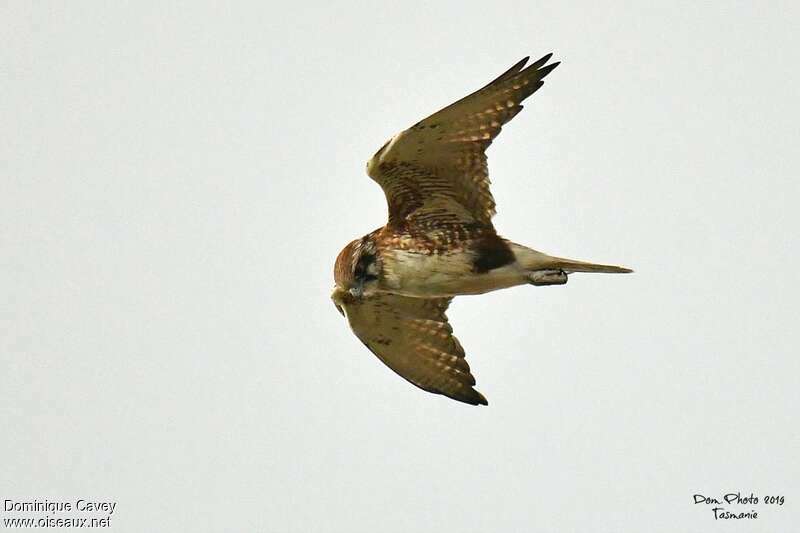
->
2;2;798;532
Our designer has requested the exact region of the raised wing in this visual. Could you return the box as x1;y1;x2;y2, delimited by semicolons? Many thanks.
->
340;293;487;406
367;53;559;226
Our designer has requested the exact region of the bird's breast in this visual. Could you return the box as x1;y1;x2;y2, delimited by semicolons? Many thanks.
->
380;248;524;297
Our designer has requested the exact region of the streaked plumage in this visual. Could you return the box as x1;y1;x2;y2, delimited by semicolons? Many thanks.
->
332;53;632;406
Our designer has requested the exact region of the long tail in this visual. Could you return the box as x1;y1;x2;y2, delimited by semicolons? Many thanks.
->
549;257;633;274
510;243;633;274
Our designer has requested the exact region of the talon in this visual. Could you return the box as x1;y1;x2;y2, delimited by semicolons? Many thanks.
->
529;269;568;286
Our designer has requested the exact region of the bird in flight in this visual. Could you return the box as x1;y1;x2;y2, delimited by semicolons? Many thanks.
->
332;53;631;406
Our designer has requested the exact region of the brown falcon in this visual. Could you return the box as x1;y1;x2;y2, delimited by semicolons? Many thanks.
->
332;53;632;406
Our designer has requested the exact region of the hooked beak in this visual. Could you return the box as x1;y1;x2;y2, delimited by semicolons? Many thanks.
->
331;285;360;317
331;281;364;318
330;286;346;316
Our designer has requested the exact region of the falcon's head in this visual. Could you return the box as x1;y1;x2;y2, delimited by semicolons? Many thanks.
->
331;235;381;314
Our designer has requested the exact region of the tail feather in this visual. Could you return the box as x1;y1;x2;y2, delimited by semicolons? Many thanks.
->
509;243;632;274
550;257;633;274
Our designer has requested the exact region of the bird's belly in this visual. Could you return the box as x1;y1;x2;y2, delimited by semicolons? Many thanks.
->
382;250;526;297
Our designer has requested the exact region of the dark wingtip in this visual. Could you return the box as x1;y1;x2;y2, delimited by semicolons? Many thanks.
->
448;388;488;406
484;56;532;88
472;390;489;406
537;61;560;79
505;56;530;78
530;52;555;69
538;52;554;64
